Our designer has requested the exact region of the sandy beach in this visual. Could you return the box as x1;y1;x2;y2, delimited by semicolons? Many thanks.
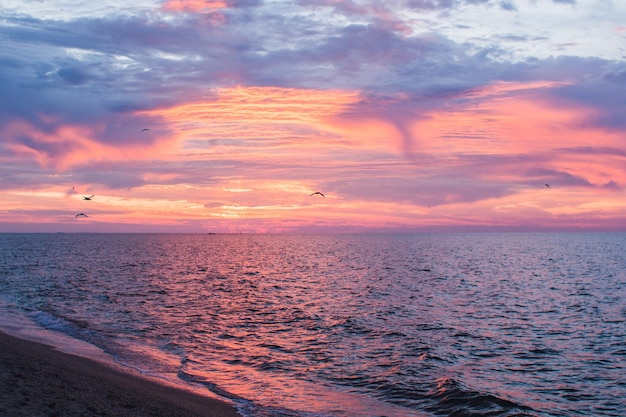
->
0;330;241;417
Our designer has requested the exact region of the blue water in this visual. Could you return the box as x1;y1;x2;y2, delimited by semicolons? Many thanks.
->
0;233;625;416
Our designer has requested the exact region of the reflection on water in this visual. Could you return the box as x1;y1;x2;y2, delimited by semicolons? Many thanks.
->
1;233;625;416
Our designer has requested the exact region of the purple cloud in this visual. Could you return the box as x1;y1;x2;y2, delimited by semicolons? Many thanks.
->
1;0;625;232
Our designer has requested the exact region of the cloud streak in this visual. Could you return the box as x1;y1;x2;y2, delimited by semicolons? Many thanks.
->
0;0;625;232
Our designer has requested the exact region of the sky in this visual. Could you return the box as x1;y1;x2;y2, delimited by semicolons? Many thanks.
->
1;0;625;233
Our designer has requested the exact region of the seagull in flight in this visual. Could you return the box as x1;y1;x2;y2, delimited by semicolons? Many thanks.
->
310;191;325;197
75;213;88;218
141;128;150;132
83;195;94;200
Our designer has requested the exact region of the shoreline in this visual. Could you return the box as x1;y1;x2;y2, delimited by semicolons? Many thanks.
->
0;330;241;417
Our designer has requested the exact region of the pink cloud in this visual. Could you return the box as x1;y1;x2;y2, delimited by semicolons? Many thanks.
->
2;114;177;171
161;0;229;12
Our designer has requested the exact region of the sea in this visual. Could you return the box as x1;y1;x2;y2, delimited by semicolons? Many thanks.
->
0;233;624;417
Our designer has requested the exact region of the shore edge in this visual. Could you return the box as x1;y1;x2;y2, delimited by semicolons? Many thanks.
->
0;330;241;416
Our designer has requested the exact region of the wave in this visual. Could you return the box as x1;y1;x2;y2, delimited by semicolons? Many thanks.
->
425;377;538;417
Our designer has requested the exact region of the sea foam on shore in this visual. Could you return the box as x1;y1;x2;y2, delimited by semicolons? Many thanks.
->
0;329;241;417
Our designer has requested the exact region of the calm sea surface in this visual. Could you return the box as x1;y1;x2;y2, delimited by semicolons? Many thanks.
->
0;233;624;416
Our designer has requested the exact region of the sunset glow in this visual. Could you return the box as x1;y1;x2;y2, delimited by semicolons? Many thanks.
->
1;0;625;232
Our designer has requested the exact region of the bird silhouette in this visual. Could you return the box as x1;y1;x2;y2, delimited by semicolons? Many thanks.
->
545;184;550;188
309;192;325;197
75;213;88;218
141;128;150;132
83;195;94;200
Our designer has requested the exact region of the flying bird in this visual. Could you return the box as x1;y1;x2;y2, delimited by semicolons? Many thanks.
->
75;213;88;218
141;128;150;132
545;184;550;188
83;195;94;200
310;192;325;197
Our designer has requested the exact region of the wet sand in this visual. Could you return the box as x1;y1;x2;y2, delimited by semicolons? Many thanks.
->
0;330;241;417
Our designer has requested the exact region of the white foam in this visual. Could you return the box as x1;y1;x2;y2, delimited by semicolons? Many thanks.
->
0;302;114;364
0;301;237;406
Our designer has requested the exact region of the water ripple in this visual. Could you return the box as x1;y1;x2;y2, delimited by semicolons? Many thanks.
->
1;232;625;416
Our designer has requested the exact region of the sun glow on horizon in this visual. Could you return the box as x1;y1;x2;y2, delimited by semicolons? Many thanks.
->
1;82;625;232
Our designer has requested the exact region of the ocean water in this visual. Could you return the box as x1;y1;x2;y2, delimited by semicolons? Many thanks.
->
0;233;624;416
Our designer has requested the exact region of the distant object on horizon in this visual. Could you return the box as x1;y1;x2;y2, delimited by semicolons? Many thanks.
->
75;213;88;218
141;128;150;132
545;184;550;188
310;191;325;197
83;195;94;200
